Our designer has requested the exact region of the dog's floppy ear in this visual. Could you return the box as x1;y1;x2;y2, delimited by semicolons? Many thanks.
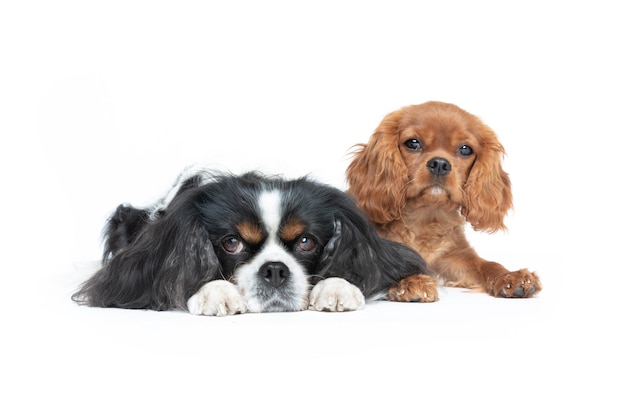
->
462;124;513;233
346;110;408;224
317;207;428;298
72;194;219;311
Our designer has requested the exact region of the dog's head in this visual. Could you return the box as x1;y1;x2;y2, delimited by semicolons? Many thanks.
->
189;173;346;313
73;171;427;313
347;101;512;233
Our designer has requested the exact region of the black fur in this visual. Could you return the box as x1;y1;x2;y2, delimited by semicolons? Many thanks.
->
102;204;150;263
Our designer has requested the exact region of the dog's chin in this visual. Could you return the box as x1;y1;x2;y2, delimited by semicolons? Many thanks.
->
245;289;309;313
426;185;446;196
403;184;464;212
412;184;455;202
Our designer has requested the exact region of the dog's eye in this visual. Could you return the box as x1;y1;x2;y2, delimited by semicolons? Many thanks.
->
404;138;422;151
222;237;244;254
458;144;473;156
296;236;316;253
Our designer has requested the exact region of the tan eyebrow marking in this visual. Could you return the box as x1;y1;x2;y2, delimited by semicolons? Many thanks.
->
280;218;307;242
236;221;264;245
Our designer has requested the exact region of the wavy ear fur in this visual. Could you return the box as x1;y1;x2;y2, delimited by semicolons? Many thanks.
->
72;194;218;311
462;124;513;233
317;210;428;298
102;204;151;263
346;111;408;225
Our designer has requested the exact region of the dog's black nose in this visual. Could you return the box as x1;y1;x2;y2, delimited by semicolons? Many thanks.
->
260;262;291;287
426;157;451;177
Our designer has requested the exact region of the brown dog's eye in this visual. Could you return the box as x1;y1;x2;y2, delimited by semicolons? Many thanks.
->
296;236;316;253
458;144;473;156
223;236;245;254
404;138;422;151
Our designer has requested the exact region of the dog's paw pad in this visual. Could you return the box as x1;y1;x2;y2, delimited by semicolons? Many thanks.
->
309;278;365;312
187;281;247;316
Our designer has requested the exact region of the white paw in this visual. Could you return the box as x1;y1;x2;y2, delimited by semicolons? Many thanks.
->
309;277;365;312
187;281;247;316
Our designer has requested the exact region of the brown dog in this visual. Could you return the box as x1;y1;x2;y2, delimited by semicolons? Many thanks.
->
347;101;541;299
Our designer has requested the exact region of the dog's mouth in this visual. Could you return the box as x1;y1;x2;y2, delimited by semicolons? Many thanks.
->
244;283;310;313
427;185;446;196
417;184;450;199
410;183;464;206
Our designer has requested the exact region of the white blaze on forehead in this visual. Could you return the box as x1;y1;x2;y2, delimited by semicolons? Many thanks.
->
258;189;282;240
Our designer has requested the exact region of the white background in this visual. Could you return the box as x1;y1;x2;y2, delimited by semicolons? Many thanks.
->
1;1;623;416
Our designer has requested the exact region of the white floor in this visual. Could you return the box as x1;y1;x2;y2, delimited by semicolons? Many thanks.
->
7;254;611;416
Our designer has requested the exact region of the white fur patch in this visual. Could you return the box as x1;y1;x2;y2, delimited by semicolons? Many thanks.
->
429;186;444;195
187;280;247;316
258;189;282;239
309;278;365;312
150;164;216;219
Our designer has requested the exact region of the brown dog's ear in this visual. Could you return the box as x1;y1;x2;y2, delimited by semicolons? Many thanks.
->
346;111;408;225
462;124;513;233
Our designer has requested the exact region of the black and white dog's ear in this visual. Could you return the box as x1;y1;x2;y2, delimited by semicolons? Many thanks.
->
73;205;219;311
317;213;429;299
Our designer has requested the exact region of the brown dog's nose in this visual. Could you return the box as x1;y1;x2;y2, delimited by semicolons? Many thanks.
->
426;157;451;177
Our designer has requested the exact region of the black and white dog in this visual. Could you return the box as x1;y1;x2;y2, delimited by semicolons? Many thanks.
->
72;167;434;315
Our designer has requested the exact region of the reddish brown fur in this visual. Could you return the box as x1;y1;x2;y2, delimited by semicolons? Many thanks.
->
237;221;264;245
347;101;541;298
388;274;439;302
280;219;307;242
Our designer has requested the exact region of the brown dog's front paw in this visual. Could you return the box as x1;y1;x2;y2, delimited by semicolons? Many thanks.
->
388;274;439;302
491;269;542;298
